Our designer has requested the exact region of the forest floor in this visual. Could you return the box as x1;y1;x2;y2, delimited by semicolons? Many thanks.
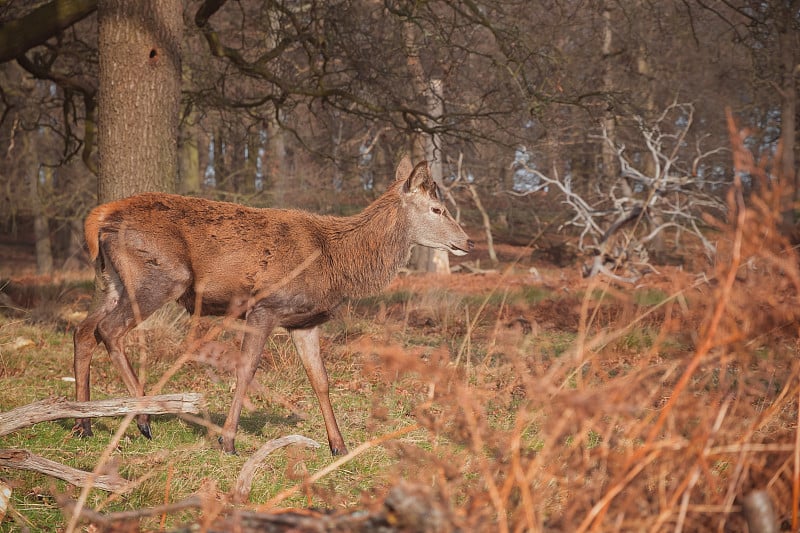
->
0;230;798;531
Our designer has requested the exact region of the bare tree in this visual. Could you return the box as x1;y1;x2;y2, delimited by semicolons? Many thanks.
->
516;103;727;283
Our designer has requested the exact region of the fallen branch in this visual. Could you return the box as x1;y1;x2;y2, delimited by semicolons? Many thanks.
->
0;394;205;436
61;481;453;532
59;494;203;527
232;435;321;504
257;423;421;511
0;449;133;493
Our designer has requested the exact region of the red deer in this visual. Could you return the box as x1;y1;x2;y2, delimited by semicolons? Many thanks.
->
73;157;473;455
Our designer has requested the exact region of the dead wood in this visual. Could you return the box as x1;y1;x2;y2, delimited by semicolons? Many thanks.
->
742;490;778;533
232;435;321;504
59;494;203;531
0;449;133;493
62;481;455;532
0;393;204;436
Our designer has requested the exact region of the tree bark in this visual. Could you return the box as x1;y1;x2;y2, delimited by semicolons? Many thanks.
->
96;0;182;202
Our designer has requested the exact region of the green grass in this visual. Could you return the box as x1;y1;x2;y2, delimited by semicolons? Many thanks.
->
0;311;420;529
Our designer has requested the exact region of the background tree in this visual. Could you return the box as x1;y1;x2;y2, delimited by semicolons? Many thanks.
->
0;0;796;272
97;0;182;201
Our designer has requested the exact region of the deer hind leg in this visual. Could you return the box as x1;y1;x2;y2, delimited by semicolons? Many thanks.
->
220;305;274;455
87;254;190;440
291;326;347;456
73;261;126;437
98;298;158;438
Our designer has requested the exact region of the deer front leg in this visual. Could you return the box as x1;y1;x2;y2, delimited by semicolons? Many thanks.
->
220;307;273;455
291;326;348;456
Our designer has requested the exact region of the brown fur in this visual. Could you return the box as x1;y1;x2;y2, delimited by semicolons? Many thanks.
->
72;158;473;455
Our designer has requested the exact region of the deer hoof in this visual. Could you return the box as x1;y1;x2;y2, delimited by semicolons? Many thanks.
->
72;423;93;438
330;444;349;456
137;421;153;440
218;436;238;455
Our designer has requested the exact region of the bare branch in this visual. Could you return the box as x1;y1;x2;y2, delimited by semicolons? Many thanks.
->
0;0;97;64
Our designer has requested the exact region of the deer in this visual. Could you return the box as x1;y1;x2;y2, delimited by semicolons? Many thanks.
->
72;156;473;455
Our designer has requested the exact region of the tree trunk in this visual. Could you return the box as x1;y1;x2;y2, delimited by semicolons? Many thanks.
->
778;14;798;230
243;131;258;195
601;3;623;189
31;166;53;275
62;218;86;270
96;0;182;202
404;21;450;274
214;127;232;191
419;79;451;273
636;38;665;260
266;116;289;206
178;108;201;195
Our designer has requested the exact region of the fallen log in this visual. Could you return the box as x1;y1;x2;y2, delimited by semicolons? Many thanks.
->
0;449;134;493
0;393;204;436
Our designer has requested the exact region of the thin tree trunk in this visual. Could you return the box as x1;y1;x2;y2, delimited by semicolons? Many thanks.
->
31;166;53;275
179;108;201;194
601;3;623;190
213;127;230;191
243;131;258;195
778;16;797;224
468;182;497;264
404;21;450;274
266;116;288;206
97;0;182;202
61;218;86;270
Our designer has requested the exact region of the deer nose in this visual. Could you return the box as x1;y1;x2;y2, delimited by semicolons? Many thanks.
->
467;239;475;251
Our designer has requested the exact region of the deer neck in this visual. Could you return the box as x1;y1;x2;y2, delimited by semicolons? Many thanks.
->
325;192;413;299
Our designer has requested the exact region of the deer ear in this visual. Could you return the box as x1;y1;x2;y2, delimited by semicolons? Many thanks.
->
395;155;413;183
403;161;431;193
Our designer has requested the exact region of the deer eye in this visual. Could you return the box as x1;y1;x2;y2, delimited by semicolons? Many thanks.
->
431;207;443;215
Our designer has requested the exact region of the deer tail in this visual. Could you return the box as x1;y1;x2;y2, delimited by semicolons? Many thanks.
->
84;205;109;262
